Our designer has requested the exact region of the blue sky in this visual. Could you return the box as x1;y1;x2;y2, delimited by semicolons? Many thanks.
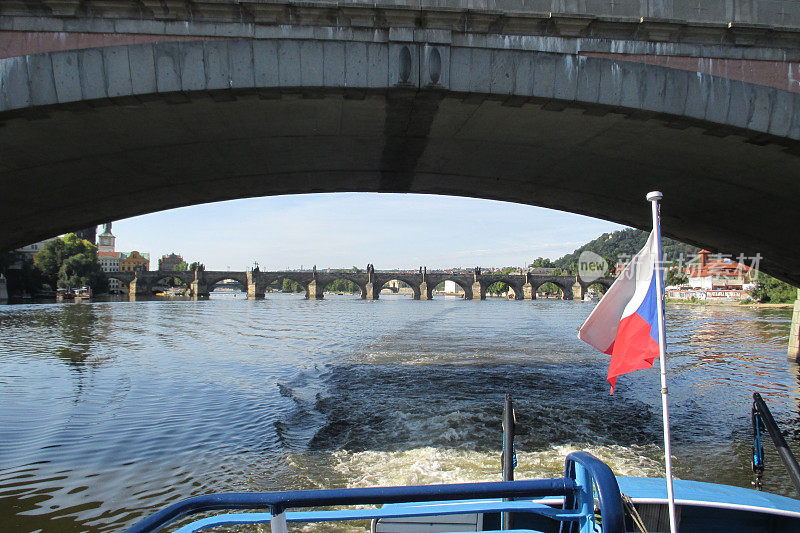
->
112;193;626;271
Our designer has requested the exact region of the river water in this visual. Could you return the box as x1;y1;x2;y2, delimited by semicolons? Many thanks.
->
0;294;798;531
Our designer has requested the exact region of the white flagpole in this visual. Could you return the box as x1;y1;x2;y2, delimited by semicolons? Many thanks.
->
647;190;678;533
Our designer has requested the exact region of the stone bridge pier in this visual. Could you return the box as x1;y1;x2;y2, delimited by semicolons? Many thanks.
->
364;266;380;300
246;271;263;299
306;278;324;300
189;270;210;299
414;268;432;300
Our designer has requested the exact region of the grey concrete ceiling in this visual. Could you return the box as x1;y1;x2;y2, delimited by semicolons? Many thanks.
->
1;89;798;284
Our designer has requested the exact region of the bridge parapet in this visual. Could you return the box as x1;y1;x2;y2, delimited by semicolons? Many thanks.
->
6;1;800;46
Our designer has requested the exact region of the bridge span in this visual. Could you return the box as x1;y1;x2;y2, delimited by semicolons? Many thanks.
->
111;267;613;301
2;1;800;284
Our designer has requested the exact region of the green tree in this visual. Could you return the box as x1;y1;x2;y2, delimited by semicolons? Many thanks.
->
34;234;107;292
538;282;563;297
2;252;43;295
665;268;688;287
58;253;108;292
281;278;304;293
327;278;359;293
487;281;508;295
553;228;698;276
529;257;554;268
169;261;189;287
487;267;516;295
749;273;798;303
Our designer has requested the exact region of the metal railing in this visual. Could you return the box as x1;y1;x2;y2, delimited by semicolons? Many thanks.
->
502;393;517;530
125;452;624;533
752;392;800;497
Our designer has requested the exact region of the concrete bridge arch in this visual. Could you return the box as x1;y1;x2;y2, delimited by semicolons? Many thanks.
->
203;271;248;289
481;276;525;300
374;275;422;300
133;271;193;294
427;275;475;300
263;273;311;295
3;3;800;283
106;274;133;294
319;274;368;298
533;278;572;299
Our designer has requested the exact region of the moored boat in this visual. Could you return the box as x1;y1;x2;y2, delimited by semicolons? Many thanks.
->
74;286;92;301
56;288;76;301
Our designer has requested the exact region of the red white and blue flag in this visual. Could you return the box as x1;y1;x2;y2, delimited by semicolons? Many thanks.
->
578;230;661;394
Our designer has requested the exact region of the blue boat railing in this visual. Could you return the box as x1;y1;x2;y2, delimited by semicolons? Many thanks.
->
125;451;624;533
752;392;800;497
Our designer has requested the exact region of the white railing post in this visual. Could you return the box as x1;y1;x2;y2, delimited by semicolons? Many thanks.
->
271;510;288;533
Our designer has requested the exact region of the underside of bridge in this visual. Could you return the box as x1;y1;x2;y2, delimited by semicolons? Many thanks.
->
3;0;800;284
3;85;798;282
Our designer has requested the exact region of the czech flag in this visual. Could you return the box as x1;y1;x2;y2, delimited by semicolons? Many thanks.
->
578;231;661;394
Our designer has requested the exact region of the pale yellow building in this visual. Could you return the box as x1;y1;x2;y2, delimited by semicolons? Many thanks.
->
120;251;150;272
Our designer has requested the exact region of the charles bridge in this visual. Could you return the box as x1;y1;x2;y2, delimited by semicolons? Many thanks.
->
110;266;613;301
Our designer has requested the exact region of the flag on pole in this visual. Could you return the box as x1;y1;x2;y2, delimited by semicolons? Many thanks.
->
578;231;661;394
579;192;677;533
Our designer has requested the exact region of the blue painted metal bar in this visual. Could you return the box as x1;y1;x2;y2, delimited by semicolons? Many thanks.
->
753;392;800;497
126;478;574;533
127;452;625;533
174;499;587;533
561;452;625;533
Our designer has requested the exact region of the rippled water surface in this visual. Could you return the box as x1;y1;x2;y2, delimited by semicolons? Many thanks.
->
0;294;798;531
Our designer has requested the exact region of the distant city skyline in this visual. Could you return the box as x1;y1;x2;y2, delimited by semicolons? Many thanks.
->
109;193;627;271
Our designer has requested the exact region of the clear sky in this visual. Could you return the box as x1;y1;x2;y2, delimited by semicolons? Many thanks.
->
111;193;626;271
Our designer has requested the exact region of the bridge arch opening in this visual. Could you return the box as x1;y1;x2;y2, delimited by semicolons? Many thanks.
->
486;281;509;296
272;277;307;295
536;281;566;299
209;278;246;293
2;38;799;284
106;276;128;295
433;278;471;297
147;274;191;295
380;278;419;294
378;279;416;297
323;277;364;297
584;282;610;300
485;277;524;299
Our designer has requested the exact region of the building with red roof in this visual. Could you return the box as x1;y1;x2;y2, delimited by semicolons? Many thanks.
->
684;250;753;290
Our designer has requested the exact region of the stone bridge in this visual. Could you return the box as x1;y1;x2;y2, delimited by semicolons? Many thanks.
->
111;267;613;300
3;1;800;285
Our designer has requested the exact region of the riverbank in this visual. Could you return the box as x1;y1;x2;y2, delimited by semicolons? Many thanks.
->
666;298;794;309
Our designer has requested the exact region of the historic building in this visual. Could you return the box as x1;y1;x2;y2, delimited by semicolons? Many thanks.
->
158;253;184;271
99;251;122;293
97;224;121;293
120;251;149;272
97;223;116;253
11;237;58;269
684;250;753;290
